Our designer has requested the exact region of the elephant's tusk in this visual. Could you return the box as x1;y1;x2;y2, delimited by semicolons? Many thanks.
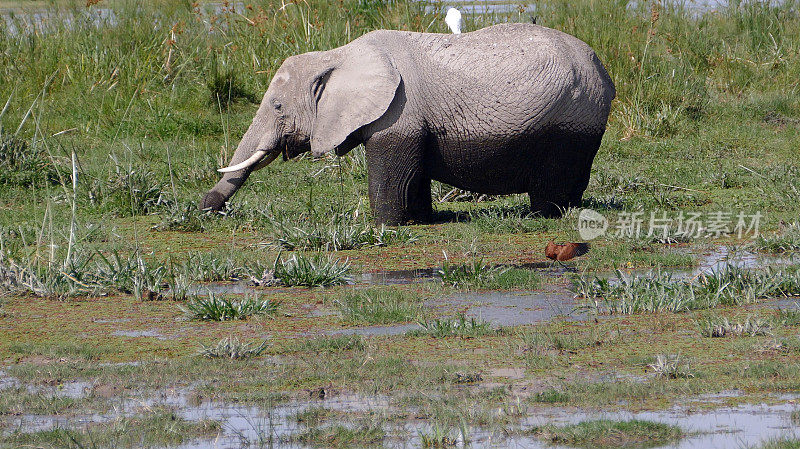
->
218;150;268;173
251;150;281;172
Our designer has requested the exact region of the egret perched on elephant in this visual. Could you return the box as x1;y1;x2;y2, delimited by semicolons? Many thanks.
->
201;23;616;225
445;8;462;34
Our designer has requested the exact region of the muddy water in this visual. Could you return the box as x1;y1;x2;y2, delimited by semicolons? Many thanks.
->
4;384;798;449
175;246;796;337
431;288;584;327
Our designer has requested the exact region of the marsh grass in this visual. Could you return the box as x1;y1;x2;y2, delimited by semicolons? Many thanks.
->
154;201;213;232
294;421;385;448
530;389;570;404
198;336;269;360
468;205;562;234
777;305;800;327
334;288;424;325
8;340;115;361
696;314;772;337
411;313;493;338
521;329;602;353
419;421;469;448
438;259;505;289
99;163;170;217
294;407;336;427
181;292;279;321
755;439;800;449
582;243;697;271
754;222;800;254
574;265;800;314
649;354;695;379
0;387;82;415
265;209;416;251
0;131;61;187
274;253;351;287
739;361;800;380
519;329;607;370
490;268;541;290
288;335;366;354
533;419;683;448
0;408;220;448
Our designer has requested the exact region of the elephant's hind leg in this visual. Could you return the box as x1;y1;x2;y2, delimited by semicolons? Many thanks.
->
365;139;432;225
527;130;602;218
568;133;604;207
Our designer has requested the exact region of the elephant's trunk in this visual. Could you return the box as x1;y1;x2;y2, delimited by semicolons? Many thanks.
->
200;119;280;211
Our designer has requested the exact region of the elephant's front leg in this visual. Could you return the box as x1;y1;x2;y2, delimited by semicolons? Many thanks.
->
364;139;432;225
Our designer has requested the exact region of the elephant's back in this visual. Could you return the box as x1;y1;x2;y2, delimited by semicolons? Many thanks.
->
365;24;614;135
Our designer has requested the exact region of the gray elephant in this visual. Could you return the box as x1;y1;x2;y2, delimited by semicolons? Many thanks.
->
201;23;615;225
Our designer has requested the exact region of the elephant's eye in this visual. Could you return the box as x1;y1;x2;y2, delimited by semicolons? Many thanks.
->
272;99;282;111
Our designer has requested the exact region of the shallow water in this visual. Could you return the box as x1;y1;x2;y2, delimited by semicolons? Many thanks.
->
5;385;798;449
0;370;19;390
112;329;169;340
175;245;797;337
326;323;421;337
431;288;584;327
0;7;116;36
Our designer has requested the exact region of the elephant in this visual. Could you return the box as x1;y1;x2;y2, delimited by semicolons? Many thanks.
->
200;22;616;225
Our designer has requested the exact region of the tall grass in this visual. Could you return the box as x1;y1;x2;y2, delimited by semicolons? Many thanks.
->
0;0;795;172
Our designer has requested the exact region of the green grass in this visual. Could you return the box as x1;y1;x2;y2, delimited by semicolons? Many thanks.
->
198;336;269;360
753;222;800;253
180;292;280;321
753;439;800;449
696;314;772;337
274;253;352;287
777;305;800;326
649;354;696;379
266;208;417;251
0;408;220;449
411;313;494;338
437;261;539;290
334;287;424;325
573;265;800;314
294;422;385;448
533;419;683;448
0;388;83;416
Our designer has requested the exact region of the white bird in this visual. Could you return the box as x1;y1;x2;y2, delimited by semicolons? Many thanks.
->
445;8;462;34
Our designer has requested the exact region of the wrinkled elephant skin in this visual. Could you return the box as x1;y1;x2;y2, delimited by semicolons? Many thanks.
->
201;23;616;225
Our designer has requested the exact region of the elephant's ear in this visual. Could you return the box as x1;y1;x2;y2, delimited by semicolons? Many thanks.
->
310;47;400;157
